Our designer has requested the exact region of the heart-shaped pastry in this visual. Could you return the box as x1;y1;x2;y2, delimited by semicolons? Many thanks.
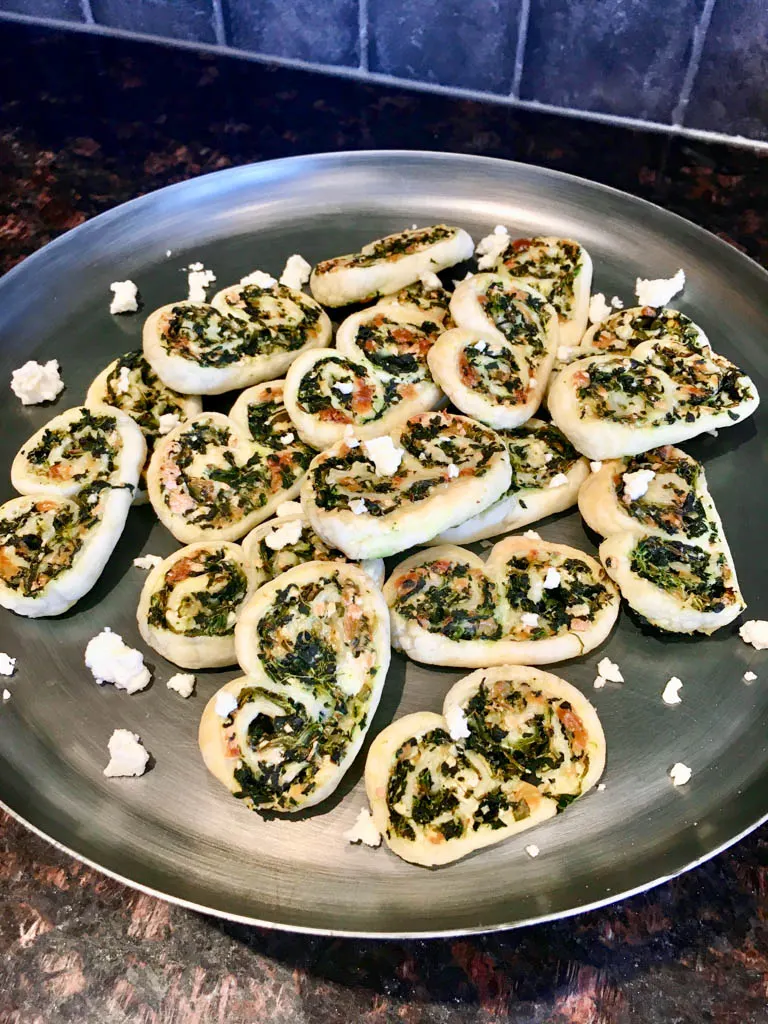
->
0;484;134;618
283;302;446;450
137;541;260;668
301;411;512;559
199;561;390;812
579;445;745;633
12;403;146;499
548;336;759;460
365;665;605;866
242;511;385;589
491;236;592;346
143;280;331;395
384;535;620;666
147;380;315;543
441;274;559;426
309;224;474;307
87;350;202;503
434;419;588;545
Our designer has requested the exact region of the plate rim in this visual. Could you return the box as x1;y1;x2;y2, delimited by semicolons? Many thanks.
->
1;148;767;938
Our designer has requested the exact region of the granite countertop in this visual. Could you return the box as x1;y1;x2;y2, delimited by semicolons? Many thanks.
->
1;23;768;1024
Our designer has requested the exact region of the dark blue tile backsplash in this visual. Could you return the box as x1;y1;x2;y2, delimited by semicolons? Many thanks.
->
1;0;766;143
369;0;523;93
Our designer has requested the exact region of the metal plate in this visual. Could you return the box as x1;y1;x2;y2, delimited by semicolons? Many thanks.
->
0;151;766;938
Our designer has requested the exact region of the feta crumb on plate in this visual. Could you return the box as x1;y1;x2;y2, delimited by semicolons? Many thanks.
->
739;620;768;650
343;808;381;847
445;704;471;741
214;691;238;719
597;783;606;791
10;359;65;406
662;676;683;705
275;500;302;518
240;269;277;288
590;461;603;473
525;844;540;858
669;762;692;787
611;296;624;309
264;518;304;551
133;554;162;570
364;436;404;476
103;729;150;778
0;653;16;676
587;293;612;324
635;268;685;307
475;225;510;270
334;381;354;395
109;280;139;314
597;657;624;683
548;473;568;489
187;264;216;302
349;498;368;516
744;670;757;682
623;468;655;501
279;254;312;290
2;689;10;701
85;628;151;694
167;672;195;698
157;412;181;436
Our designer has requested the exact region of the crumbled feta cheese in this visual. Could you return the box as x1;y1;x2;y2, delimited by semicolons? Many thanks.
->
10;359;65;406
103;729;150;778
543;568;561;589
239;269;277;288
2;689;9;701
214;691;238;718
527;578;544;604
707;428;719;437
525;844;540;858
597;783;606;791
590;461;603;473
669;762;692;787
593;676;606;689
265;518;304;551
276;500;302;518
343;426;360;449
349;498;368;516
0;654;16;676
279;432;295;444
133;554;162;570
166;249;172;257
521;612;539;628
739;620;768;650
549;473;568;488
588;293;612;324
187;265;216;302
411;223;418;231
109;280;139;314
167;672;195;698
445;704;470;741
279;254;312;290
475;225;510;270
87;492;99;504
556;345;578;363
85;628;151;694
522;530;541;540
662;676;683;705
611;296;624;309
473;340;487;352
744;670;757;682
334;381;354;395
623;468;655;501
364;436;404;476
597;657;624;683
156;412;180;436
115;366;132;395
635;269;685;307
343;808;381;847
447;463;459;479
419;270;443;290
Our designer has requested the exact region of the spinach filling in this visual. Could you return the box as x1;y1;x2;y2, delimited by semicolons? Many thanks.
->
629;536;735;612
461;344;523;399
621;450;709;539
147;549;247;636
355;318;435;378
105;350;185;437
394;561;503;641
318;226;455;273
505;555;611;637
503;422;580;493
480;282;547;354
577;359;665;422
25;408;120;481
499;238;580;317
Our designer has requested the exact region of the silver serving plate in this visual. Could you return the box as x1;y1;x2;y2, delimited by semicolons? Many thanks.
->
0;151;766;938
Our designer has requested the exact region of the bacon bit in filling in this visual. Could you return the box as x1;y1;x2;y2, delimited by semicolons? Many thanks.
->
569;618;590;632
318;407;352;423
556;705;587;754
351;380;375;415
459;352;480;388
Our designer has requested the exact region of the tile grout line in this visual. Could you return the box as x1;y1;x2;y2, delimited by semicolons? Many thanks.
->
79;0;94;24
1;10;766;153
671;0;717;127
211;0;227;47
358;0;369;72
510;0;530;100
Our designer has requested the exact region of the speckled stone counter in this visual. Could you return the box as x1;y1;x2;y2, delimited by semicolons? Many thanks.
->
1;23;768;1024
